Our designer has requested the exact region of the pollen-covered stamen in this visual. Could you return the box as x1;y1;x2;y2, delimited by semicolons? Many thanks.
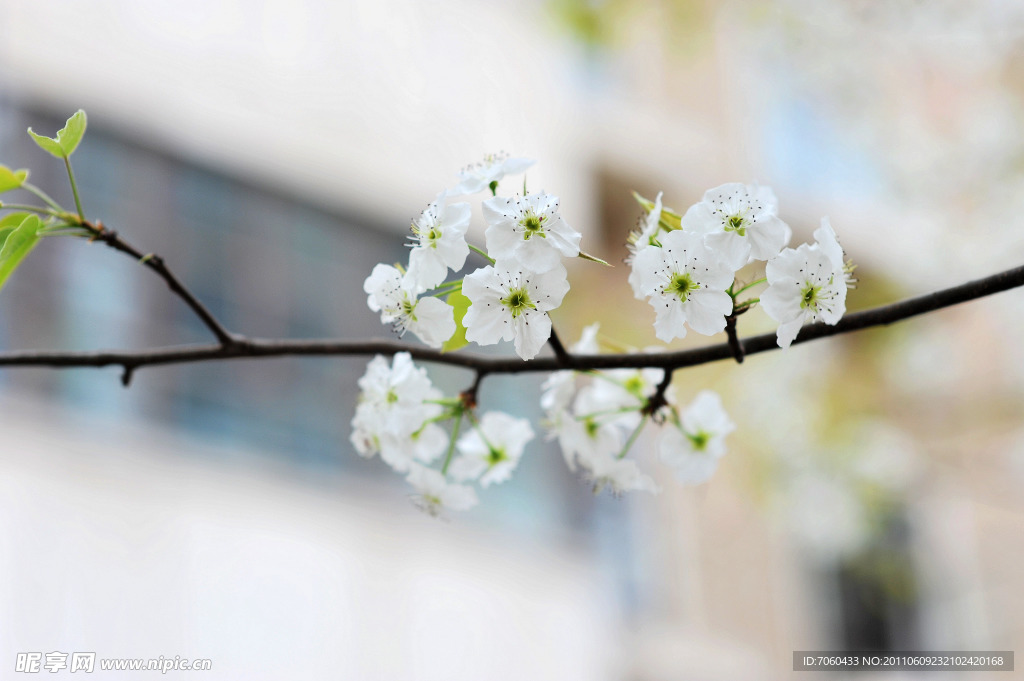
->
725;214;748;236
500;286;537;318
664;271;700;303
519;210;547;240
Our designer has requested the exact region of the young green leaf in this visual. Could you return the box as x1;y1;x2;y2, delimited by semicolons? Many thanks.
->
442;288;472;353
0;212;31;250
27;109;88;158
0;165;29;193
0;214;43;292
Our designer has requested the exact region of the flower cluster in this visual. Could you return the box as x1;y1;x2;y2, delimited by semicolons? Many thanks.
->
363;154;582;360
540;324;736;495
629;182;852;348
354;163;852;516
351;351;536;517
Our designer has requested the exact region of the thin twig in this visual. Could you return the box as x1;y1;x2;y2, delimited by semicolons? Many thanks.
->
83;220;237;347
547;324;571;365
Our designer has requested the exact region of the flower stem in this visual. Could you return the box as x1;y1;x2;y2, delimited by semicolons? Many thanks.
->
440;410;463;476
617;415;648;459
731;278;767;299
468;243;495;265
63;157;85;220
574;405;643;421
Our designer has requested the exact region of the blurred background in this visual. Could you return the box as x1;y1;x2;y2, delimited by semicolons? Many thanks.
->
1;0;1024;678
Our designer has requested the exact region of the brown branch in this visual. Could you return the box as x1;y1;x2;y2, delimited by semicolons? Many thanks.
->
0;262;1022;379
85;221;237;347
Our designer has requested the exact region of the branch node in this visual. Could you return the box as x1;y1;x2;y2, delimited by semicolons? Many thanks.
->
643;369;673;420
459;371;487;410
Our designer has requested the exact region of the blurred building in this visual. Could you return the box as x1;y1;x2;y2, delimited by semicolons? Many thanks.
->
1;1;1024;679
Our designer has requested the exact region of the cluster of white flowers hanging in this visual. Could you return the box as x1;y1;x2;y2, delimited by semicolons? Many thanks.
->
355;156;854;516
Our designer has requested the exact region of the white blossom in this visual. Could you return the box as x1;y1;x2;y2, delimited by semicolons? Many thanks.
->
350;353;447;472
633;229;734;342
482;192;581;272
658;390;735;484
449;152;535;196
760;218;850;349
450;411;535;487
681;183;792;270
577;448;659;496
462;262;570;360
627;191;664;299
406;193;471;289
406;463;479;517
363;264;455;348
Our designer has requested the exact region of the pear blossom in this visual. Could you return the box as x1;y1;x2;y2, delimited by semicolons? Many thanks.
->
364;264;455;348
406;464;479;517
658;390;735;484
760;218;850;349
350;353;448;472
406;193;471;289
626;191;663;299
681;183;791;270
482;192;581;272
555;414;624;472
462;262;570;360
449;152;535;196
633;229;734;342
577;448;659;496
450;411;535;487
540;322;601;416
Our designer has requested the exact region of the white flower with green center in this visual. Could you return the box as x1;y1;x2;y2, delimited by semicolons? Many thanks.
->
350;353;448;472
633;229;734;342
681;183;792;270
577;448;659;496
450;411;535;487
482;192;581;272
760;218;850;349
554;414;623;473
449;152;535;196
363;263;455;348
405;464;479;517
462;262;570;360
658;390;735;484
627;191;664;300
406;193;471;289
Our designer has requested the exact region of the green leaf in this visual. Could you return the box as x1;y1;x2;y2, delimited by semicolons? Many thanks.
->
27;129;64;158
442;288;472;353
0;165;29;193
0;212;31;245
0;214;43;292
27;109;87;158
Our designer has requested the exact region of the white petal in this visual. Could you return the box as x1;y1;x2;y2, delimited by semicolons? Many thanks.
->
682;289;731;336
775;316;805;349
746;215;792;261
408;295;455;348
512;309;551;360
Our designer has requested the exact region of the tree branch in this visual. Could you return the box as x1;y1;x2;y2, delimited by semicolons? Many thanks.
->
85;221;237;347
1;262;1022;379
